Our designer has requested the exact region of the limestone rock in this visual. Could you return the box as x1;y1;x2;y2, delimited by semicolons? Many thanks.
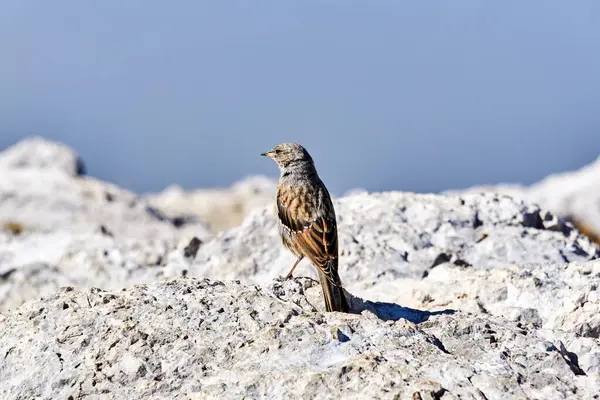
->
0;136;86;176
0;277;597;399
0;138;211;239
449;155;600;241
0;166;210;239
0;138;212;311
187;191;599;292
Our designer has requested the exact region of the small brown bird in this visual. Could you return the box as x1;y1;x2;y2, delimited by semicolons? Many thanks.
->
261;143;349;313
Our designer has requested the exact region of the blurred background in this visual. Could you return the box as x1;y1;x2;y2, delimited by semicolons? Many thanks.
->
1;1;600;196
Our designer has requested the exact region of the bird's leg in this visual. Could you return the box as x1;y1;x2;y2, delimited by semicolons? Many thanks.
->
285;256;304;279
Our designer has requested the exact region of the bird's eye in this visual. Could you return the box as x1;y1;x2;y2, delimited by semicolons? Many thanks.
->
274;149;281;154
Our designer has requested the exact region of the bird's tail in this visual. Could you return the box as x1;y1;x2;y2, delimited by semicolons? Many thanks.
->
317;259;349;313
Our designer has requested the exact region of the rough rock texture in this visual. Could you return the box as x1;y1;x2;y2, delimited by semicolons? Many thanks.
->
188;191;600;288
3;186;598;315
1;277;599;399
145;176;276;232
0;138;212;311
448;155;600;242
2;137;600;399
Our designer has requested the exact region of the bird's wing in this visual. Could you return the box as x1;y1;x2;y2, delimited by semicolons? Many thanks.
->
276;185;339;283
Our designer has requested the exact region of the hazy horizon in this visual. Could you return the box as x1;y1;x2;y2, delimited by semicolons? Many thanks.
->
2;1;599;195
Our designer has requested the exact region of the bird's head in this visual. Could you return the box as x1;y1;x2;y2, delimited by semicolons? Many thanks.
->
261;142;314;169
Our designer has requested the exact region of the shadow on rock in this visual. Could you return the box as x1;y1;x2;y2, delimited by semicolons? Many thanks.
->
274;275;456;323
348;293;456;323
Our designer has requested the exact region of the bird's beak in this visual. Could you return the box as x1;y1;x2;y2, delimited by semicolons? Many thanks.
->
261;152;273;157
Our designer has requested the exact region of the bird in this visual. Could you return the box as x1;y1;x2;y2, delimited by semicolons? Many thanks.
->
261;142;350;313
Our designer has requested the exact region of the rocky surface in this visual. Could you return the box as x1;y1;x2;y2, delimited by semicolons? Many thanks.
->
0;136;86;176
1;137;600;399
189;191;599;287
1;277;599;399
0;138;212;311
448;155;600;243
0;137;210;239
3;185;599;315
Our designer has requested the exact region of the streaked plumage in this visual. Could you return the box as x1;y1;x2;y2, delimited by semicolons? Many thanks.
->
261;143;349;313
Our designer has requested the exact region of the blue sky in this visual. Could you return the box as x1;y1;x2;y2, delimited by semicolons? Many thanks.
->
1;1;599;195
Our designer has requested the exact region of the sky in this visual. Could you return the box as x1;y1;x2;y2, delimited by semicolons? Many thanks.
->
1;1;600;195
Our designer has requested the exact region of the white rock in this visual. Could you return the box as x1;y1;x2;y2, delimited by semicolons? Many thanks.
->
0;138;212;311
0;277;598;399
448;155;600;238
0;136;85;176
188;191;599;295
0;168;210;239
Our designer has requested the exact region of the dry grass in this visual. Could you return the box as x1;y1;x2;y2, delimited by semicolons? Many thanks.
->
3;222;24;235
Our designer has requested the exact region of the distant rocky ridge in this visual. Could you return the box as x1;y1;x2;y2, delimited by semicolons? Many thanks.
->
144;175;275;232
1;137;600;399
